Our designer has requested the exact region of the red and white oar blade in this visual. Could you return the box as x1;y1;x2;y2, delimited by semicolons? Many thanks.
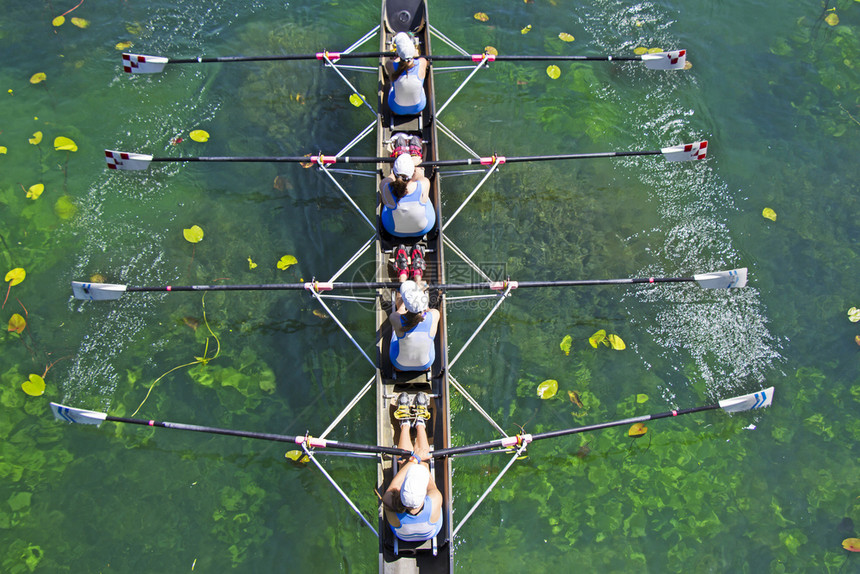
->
661;140;708;162
122;53;169;74
693;268;748;289
718;387;774;413
641;49;687;70
72;281;128;301
50;402;108;426
105;150;153;171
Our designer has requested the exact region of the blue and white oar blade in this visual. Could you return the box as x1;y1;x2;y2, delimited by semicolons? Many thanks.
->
72;281;127;301
661;140;708;162
105;150;153;171
693;268;748;289
122;53;169;74
718;387;774;413
641;49;687;70
50;403;108;426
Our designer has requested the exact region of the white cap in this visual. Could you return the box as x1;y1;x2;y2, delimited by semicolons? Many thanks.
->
393;32;415;60
400;280;429;313
400;463;430;509
393;154;415;179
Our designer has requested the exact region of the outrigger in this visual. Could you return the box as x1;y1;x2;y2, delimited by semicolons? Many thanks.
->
60;1;773;572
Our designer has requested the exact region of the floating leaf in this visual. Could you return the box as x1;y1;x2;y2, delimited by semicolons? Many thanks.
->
825;13;839;26
26;184;44;200
474;12;489;22
762;207;777;221
285;450;310;464
855;335;860;347
348;93;365;107
5;268;26;286
521;24;532;34
842;538;860;552
71;17;90;28
30;73;47;84
568;390;583;408
636;394;649;404
8;313;26;334
484;46;498;56
277;255;298;270
54;136;78;152
560;334;572;356
115;41;133;50
189;130;209;143
312;309;328;319
847;307;860;323
558;32;574;42
183;225;204;243
537;379;558;399
0;146;6;154
588;329;606;348
22;374;46;397
607;333;626;350
633;46;648;55
628;422;648;437
29;131;43;145
247;257;258;270
648;47;663;54
52;15;65;27
90;273;105;284
546;65;561;79
54;195;77;219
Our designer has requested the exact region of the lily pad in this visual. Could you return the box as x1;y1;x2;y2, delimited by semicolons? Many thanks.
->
825;13;839;26
189;130;209;142
546;65;560;79
847;307;860;323
521;24;532;34
71;17;90;28
558;32;574;42
52;15;65;27
183;225;204;243
22;374;45;397
5;268;25;286
484;46;498;56
628;422;647;437
607;334;626;350
30;73;46;84
537;379;558;399
277;255;298;270
636;394;649;404
54;136;78;152
285;450;309;464
54;195;77;219
247;257;258;270
589;329;606;348
29;132;42;145
348;93;366;107
560;334;572;355
843;537;860;552
473;12;489;22
8;314;26;334
762;207;777;221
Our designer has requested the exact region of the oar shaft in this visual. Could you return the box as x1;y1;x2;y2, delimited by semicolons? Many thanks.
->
168;51;391;64
422;150;660;167
103;415;409;456
424;55;642;62
150;156;391;164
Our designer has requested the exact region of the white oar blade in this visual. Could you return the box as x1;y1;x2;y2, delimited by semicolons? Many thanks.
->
661;140;708;162
72;281;128;301
105;150;153;171
50;403;108;426
693;268;748;289
642;49;687;70
122;53;169;74
719;387;774;413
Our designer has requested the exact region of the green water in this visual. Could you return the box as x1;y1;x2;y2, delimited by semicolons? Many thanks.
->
1;0;858;572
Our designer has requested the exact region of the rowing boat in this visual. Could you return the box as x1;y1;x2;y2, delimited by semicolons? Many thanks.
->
56;2;776;572
373;1;452;570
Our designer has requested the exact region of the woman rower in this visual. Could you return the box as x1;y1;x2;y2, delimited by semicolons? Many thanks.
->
389;279;439;372
382;392;443;542
380;153;435;238
385;32;428;116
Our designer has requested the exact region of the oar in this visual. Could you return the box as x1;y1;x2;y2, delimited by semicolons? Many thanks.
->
427;49;688;71
122;51;394;74
122;50;687;74
49;402;411;457
71;268;747;301
433;386;775;458
104;141;706;171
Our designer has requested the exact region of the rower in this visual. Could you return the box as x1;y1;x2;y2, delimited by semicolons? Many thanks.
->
385;31;428;116
382;392;443;542
380;153;435;238
389;279;440;372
